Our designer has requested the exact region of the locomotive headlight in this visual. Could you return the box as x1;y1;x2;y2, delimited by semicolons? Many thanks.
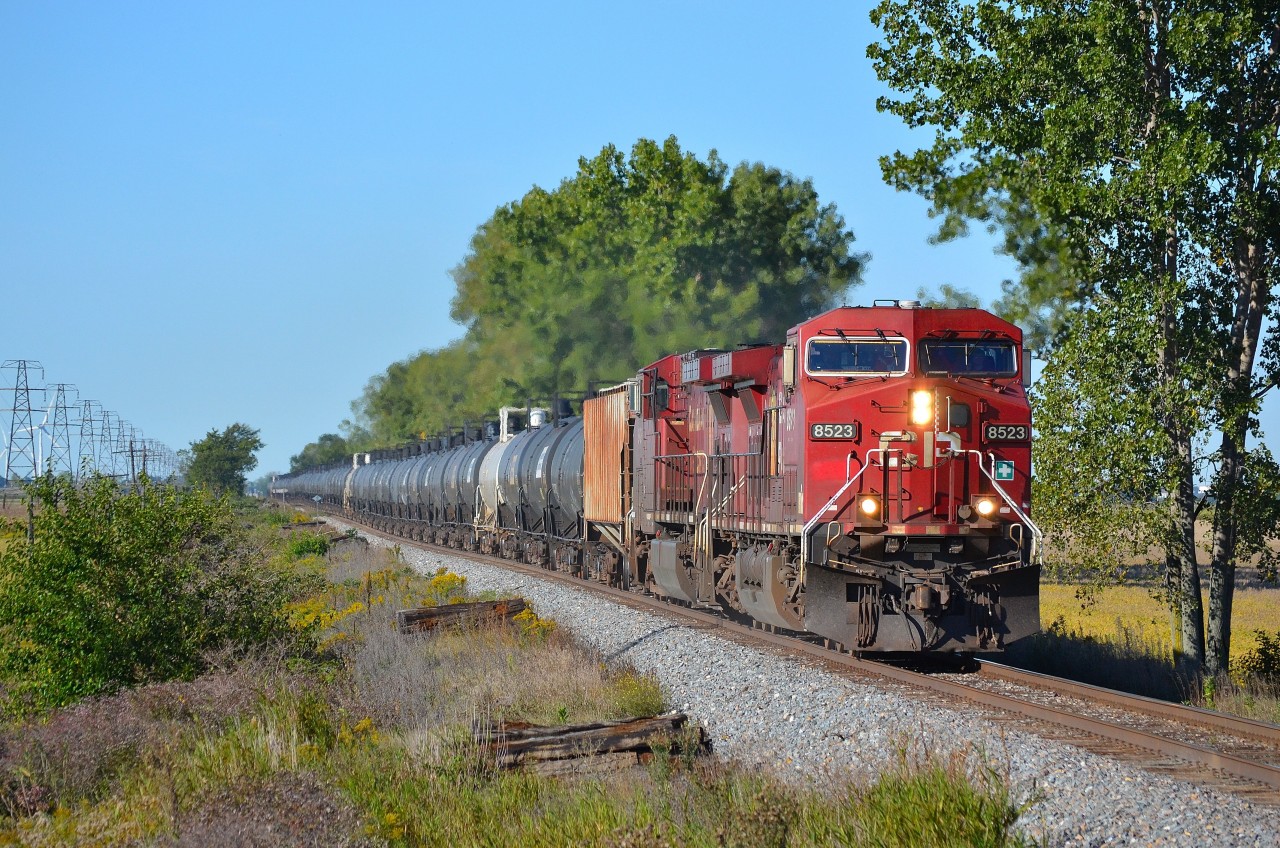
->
910;390;933;426
975;497;997;517
859;496;881;517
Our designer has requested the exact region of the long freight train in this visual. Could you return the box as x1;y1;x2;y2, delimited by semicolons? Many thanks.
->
274;301;1042;653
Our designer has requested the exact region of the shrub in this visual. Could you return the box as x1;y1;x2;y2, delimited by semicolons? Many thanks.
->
258;506;314;528
608;669;665;718
0;651;292;813
817;749;1031;848
423;566;467;605
286;532;330;559
258;506;295;527
1234;630;1280;684
512;608;556;643
0;474;303;717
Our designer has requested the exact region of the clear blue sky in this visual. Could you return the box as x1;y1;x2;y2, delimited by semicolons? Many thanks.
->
2;1;1274;478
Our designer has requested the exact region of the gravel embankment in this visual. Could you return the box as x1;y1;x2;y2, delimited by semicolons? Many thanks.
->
350;527;1280;847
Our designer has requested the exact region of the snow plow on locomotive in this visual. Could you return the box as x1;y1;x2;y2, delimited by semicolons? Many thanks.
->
274;301;1041;654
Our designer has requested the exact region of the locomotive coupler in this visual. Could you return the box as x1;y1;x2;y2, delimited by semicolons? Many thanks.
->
906;579;951;617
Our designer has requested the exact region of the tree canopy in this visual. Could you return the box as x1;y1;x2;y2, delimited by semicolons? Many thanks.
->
187;424;264;495
334;136;865;450
871;0;1280;673
289;433;354;474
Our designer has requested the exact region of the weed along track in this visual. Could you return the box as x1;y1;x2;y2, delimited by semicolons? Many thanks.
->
317;508;1280;819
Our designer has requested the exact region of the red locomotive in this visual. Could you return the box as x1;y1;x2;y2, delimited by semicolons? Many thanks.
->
582;300;1040;652
277;300;1041;653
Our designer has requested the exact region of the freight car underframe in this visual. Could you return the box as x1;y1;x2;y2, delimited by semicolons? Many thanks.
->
335;497;629;588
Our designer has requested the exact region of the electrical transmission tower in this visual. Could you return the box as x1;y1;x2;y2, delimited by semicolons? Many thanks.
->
0;363;175;490
141;439;171;480
2;360;45;485
47;383;77;476
99;411;118;479
78;399;101;478
113;420;130;484
116;421;142;489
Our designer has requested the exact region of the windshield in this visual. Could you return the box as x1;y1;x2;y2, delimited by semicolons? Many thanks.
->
806;338;908;374
918;341;1017;376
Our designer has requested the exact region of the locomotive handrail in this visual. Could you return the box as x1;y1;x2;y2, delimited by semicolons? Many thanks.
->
709;477;747;518
961;449;1044;565
654;451;711;512
799;448;884;581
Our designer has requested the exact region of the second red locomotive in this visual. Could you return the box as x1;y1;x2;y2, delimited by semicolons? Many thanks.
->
276;300;1041;654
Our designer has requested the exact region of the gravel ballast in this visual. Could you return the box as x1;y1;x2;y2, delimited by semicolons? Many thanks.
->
352;528;1280;847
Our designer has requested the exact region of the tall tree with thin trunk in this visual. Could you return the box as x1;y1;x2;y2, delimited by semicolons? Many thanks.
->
870;0;1280;674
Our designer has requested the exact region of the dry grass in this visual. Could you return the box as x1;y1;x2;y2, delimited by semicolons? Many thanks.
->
1044;517;1280;574
0;491;27;519
317;547;1027;847
1039;583;1280;664
320;543;664;738
1005;618;1189;702
1011;582;1280;716
0;649;299;817
1204;676;1280;725
157;771;373;847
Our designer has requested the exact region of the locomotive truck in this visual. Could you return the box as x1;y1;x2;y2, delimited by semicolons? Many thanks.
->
275;300;1041;653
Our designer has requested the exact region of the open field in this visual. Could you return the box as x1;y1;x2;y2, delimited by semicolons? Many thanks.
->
0;493;27;519
1040;583;1280;665
1011;581;1280;720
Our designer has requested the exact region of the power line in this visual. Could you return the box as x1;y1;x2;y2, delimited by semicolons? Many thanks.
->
1;360;179;487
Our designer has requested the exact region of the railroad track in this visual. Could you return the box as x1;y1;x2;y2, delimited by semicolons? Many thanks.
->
324;512;1280;807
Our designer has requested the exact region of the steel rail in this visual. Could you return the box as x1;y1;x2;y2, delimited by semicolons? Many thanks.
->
323;509;1280;803
976;660;1280;746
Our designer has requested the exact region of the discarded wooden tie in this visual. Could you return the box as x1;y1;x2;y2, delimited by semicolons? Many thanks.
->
326;532;368;551
395;597;528;634
278;520;327;533
473;712;707;770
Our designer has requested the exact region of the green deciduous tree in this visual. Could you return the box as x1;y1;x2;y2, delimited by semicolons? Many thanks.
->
914;283;983;309
187;423;264;495
871;0;1280;674
289;433;355;473
348;136;865;445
